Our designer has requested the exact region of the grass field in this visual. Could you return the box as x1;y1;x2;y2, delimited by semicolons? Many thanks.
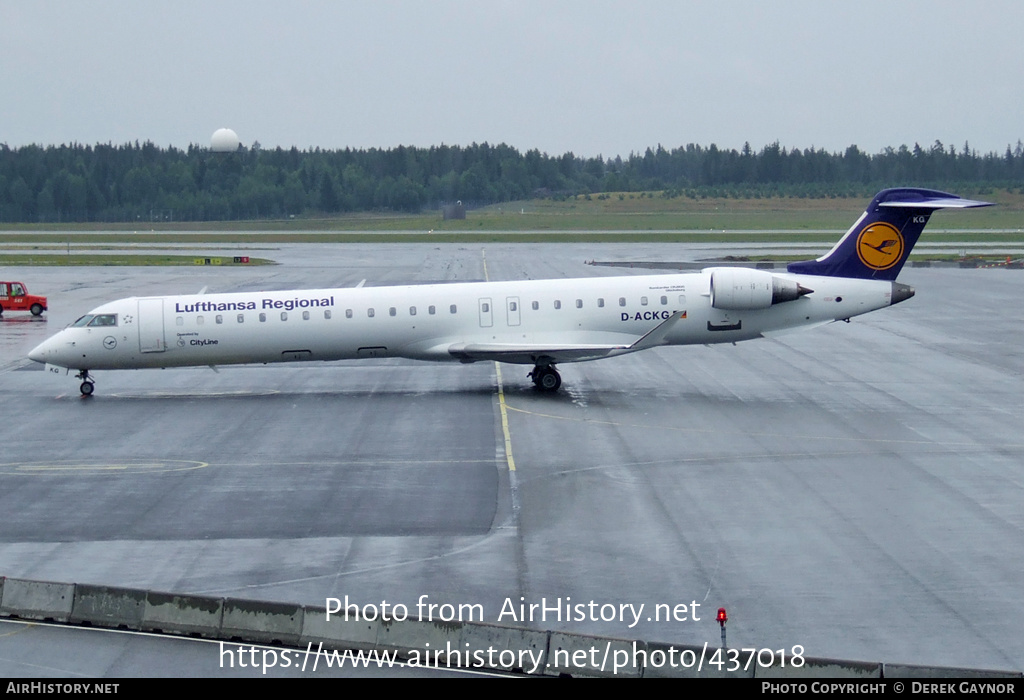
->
0;254;275;266
1;190;1022;243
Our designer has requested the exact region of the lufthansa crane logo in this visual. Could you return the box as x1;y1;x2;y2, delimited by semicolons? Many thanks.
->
856;222;904;271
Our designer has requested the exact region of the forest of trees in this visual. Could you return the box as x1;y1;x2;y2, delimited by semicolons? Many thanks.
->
1;139;1023;223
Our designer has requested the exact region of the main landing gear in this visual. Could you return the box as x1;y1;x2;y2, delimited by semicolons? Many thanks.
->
529;364;561;392
75;370;95;396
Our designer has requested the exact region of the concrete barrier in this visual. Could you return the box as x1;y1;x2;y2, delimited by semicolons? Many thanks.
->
0;578;74;622
883;663;1022;679
70;583;146;629
457;622;549;675
301;604;381;652
643;643;755;678
1;576;1022;678
143;591;223;638
299;612;551;674
547;631;640;678
756;654;880;678
375;617;463;662
221;598;303;647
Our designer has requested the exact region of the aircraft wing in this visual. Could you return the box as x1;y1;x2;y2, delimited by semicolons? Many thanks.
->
448;341;630;364
447;310;686;364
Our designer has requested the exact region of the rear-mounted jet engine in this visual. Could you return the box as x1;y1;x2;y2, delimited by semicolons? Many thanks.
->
709;267;813;311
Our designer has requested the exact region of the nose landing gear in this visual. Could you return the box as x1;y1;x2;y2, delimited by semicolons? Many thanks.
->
75;370;95;396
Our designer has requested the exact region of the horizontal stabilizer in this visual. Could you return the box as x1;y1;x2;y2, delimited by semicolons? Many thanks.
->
878;197;992;209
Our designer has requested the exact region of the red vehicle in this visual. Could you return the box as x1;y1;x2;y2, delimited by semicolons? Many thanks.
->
0;282;47;316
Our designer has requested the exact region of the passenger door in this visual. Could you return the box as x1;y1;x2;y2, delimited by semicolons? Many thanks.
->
138;298;166;353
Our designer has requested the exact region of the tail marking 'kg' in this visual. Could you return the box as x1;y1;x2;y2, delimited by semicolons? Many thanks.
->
787;188;992;280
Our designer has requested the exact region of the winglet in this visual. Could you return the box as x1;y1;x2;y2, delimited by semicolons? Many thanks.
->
625;310;687;352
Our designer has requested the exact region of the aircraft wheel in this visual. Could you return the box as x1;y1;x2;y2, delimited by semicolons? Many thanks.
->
537;367;561;392
80;381;94;396
30;303;44;316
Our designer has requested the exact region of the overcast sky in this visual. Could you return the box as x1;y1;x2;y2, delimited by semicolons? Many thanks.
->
2;1;1021;158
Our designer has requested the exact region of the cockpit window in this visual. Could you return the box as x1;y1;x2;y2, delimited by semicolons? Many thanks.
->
87;314;117;327
72;315;94;327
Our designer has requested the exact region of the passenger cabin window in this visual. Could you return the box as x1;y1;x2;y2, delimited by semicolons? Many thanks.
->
196;316;204;325
641;296;648;306
389;307;396;316
428;305;436;315
324;310;332;319
575;299;583;309
237;314;244;323
302;310;310;320
598;298;605;308
216;315;223;324
176;317;184;326
409;306;416;316
481;303;489;313
531;301;539;311
259;313;267;322
619;297;626;307
450;304;457;314
661;295;668;305
509;301;517;311
368;308;375;318
346;309;353;319
280;312;288;321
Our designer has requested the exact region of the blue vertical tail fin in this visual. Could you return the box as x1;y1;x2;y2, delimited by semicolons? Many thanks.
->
787;188;992;280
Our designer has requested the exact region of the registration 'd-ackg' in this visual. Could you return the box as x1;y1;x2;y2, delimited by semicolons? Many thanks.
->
28;188;991;396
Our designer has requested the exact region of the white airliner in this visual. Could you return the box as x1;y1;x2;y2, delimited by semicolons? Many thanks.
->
28;188;991;396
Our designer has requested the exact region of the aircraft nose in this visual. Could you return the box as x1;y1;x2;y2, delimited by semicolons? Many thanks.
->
28;339;49;363
28;334;65;365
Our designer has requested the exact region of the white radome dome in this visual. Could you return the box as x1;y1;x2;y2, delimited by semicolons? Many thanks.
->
211;128;240;152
